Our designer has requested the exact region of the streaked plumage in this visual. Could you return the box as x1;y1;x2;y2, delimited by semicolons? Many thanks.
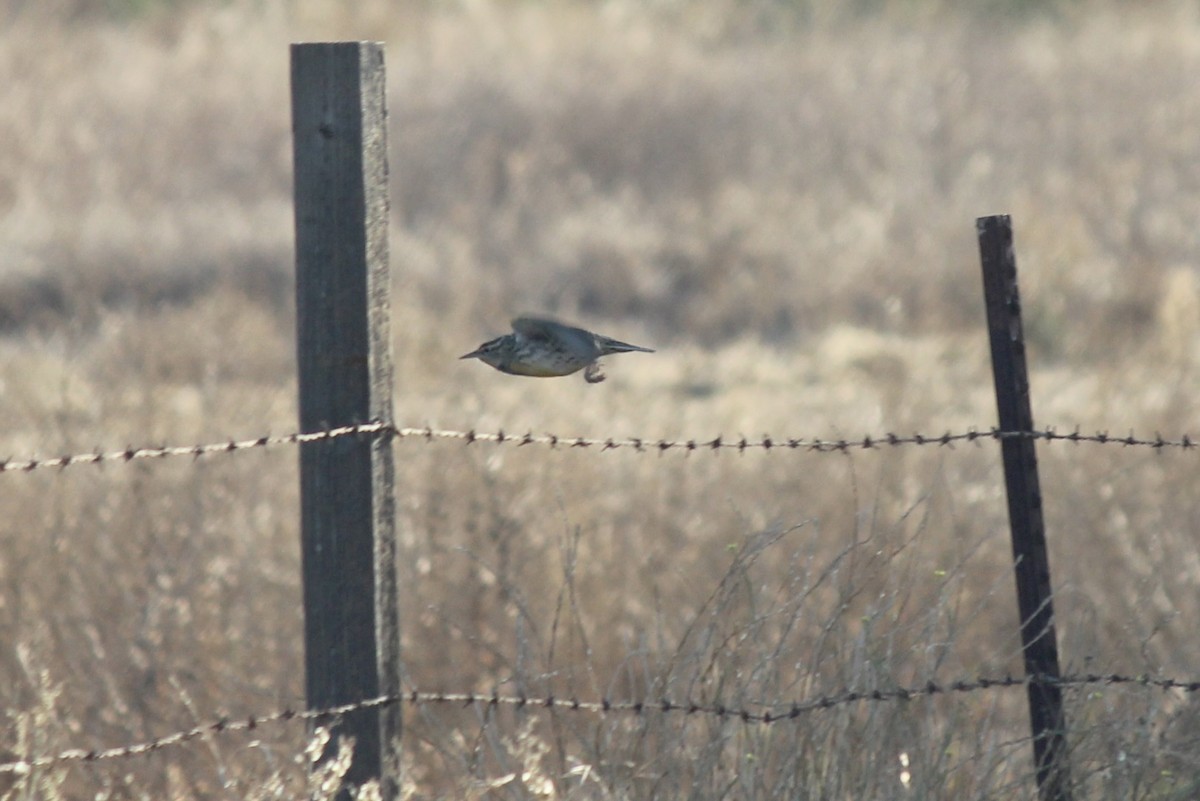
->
460;316;654;383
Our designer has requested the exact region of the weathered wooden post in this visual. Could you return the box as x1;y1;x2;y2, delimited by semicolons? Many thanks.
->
291;41;400;799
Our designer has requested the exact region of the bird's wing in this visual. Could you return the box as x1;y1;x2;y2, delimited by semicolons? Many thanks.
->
511;316;557;343
512;316;598;356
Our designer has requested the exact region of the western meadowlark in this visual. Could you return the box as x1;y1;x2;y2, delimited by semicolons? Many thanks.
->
460;316;655;383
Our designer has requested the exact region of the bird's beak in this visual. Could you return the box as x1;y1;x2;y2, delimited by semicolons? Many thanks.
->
460;348;482;360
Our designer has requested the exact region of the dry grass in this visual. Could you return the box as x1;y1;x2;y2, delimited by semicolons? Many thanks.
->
1;0;1200;798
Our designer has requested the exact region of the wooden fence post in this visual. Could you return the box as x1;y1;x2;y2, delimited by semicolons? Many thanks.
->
977;215;1071;801
291;42;400;799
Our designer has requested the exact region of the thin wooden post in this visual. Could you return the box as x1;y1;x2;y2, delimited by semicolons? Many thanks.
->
291;42;400;799
977;215;1071;801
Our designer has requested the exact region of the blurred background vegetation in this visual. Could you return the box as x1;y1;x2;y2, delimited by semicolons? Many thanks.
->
1;0;1198;798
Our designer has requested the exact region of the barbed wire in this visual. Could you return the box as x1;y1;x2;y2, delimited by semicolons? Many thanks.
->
0;423;1194;476
2;672;1197;775
389;425;1196;454
0;423;390;474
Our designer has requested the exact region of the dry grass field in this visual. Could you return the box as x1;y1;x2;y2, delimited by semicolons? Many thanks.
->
2;0;1200;798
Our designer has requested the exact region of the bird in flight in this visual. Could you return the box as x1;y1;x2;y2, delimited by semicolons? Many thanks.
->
461;316;655;383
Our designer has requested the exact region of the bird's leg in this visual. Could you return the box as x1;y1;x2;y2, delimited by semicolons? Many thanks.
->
584;362;606;383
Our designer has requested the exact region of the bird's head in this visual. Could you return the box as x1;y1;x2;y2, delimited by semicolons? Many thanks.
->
459;336;509;369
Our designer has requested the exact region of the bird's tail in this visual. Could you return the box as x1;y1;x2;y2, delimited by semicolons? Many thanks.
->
597;336;655;355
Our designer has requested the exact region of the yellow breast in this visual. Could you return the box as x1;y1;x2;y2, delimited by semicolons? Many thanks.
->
501;360;581;377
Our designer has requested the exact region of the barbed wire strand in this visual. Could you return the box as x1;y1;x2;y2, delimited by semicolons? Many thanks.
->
391;425;1196;453
2;672;1197;775
0;423;389;474
0;424;1194;476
